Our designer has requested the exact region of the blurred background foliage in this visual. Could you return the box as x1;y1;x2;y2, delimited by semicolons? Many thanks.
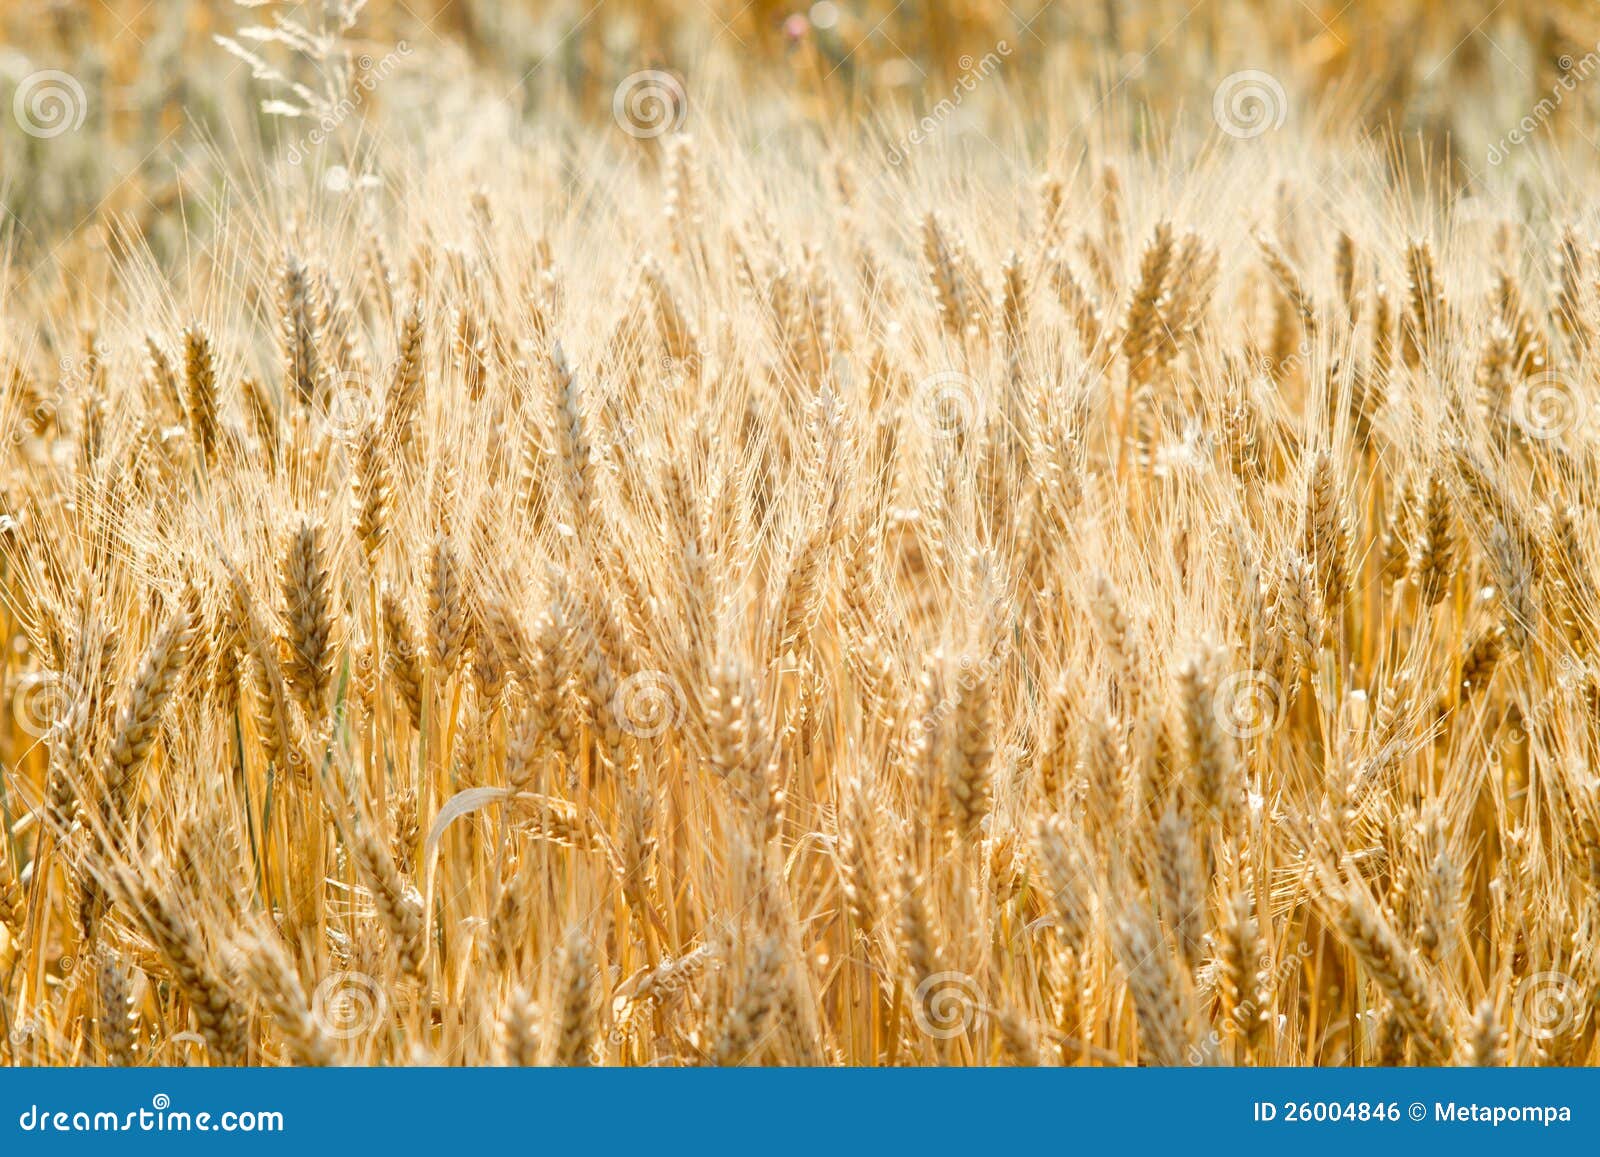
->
3;0;1599;273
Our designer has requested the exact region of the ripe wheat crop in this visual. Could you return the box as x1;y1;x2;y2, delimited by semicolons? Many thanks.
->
1;0;1599;1068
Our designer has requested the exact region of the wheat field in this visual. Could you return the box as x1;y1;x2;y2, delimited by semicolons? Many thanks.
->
2;0;1600;1068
